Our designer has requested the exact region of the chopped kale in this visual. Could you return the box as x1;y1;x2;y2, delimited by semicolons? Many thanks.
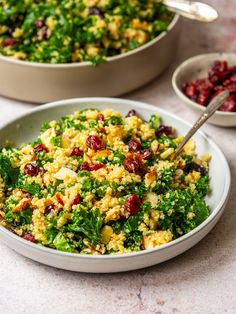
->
67;208;104;246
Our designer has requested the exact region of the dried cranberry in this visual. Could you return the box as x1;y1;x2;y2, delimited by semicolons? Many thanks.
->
140;243;145;250
90;163;104;171
126;110;137;117
187;162;207;176
97;114;105;121
86;135;104;151
219;96;236;112
99;127;107;134
208;61;229;85
89;7;104;18
123;155;147;176
34;144;49;153
125;194;141;215
155;125;174;137
197;92;211;106
45;204;55;214
226;83;236;93
80;162;90;171
128;139;142;152
3;38;17;47
139;149;153;160
7;28;13;35
24;163;39;176
71;195;81;207
71;147;83;157
35;20;44;29
229;66;236;74
183;83;197;100
23;233;36;243
230;75;236;83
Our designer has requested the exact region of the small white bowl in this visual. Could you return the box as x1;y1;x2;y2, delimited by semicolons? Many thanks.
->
0;97;231;273
172;53;236;127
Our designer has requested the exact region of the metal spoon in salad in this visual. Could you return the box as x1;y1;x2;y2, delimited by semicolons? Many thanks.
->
175;90;229;157
163;0;218;22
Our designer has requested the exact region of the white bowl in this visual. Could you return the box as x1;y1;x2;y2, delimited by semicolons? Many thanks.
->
172;53;236;127
0;15;180;103
0;98;231;273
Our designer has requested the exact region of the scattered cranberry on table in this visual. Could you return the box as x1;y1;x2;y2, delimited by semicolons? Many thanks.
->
182;60;236;112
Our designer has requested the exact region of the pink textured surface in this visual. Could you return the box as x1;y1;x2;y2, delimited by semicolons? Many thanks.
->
0;1;236;313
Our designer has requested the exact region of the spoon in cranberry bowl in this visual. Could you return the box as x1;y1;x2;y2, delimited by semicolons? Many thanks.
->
174;91;229;156
163;0;218;22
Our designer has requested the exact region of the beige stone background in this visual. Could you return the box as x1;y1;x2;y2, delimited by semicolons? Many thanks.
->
0;1;235;313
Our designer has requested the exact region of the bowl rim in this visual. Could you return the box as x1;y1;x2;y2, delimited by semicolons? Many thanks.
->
172;52;236;117
0;97;231;260
0;15;179;68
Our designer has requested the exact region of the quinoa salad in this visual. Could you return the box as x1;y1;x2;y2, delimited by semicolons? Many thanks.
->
0;0;173;64
0;108;211;255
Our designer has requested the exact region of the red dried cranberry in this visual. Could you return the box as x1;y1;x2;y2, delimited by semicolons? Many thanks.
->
125;194;141;215
126;110;137;117
89;7;104;18
44;204;55;214
24;163;39;176
86;135;104;151
7;28;13;35
229;66;236;74
226;83;236;93
35;20;44;29
197;92;211;106
183;83;197;100
187;162;207;176
99;127;107;134
23;233;36;243
128;139;142;152
155;125;174;137
34;144;49;153
90;163;104;171
97;114;105;121
208;61;229;85
219;97;236;112
139;149;153;160
123;156;147;176
80;162;90;171
71;195;81;207
230;75;236;83
3;38;17;47
71;147;83;157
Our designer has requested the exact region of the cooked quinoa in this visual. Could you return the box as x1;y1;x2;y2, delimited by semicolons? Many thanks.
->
0;0;173;64
0;108;211;254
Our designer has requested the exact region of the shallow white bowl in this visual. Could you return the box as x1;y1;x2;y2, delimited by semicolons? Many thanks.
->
0;98;231;273
172;53;236;127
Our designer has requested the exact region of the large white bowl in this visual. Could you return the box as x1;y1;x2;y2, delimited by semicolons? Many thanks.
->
172;53;236;127
0;98;231;273
0;15;180;103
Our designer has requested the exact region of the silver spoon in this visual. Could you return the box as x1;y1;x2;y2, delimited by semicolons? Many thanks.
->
175;91;229;157
163;0;218;22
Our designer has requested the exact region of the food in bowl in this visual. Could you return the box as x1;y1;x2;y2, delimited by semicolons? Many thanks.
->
0;0;172;64
182;60;236;112
0;108;211;255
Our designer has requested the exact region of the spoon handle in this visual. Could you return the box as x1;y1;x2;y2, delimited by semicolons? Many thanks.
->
163;0;218;22
175;91;229;156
